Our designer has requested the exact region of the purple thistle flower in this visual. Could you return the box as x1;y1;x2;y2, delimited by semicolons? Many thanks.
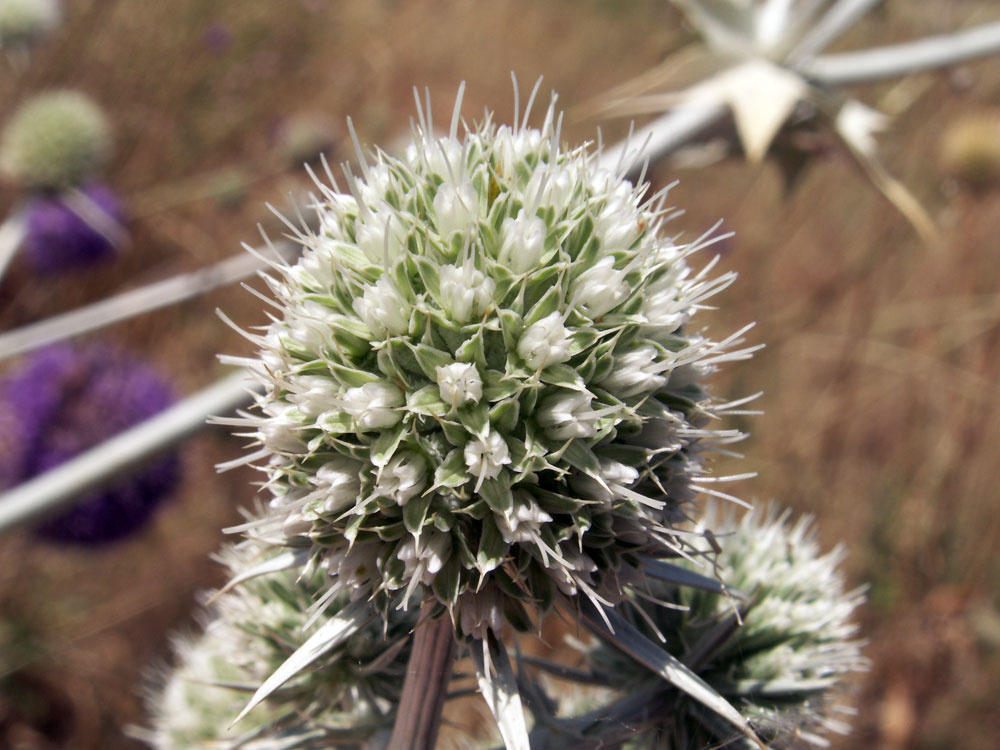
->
0;343;180;545
23;183;126;275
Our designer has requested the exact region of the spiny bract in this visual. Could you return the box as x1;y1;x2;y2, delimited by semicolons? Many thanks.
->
228;86;755;637
0;90;110;190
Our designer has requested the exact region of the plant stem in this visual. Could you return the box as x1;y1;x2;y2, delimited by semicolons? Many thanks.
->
803;20;1000;85
0;210;26;287
0;240;296;361
387;603;457;750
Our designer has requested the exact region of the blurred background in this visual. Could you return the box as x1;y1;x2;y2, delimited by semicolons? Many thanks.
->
1;0;999;747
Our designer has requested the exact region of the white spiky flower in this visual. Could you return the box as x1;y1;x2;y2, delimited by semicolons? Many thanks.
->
225;84;755;638
142;541;418;750
573;503;868;749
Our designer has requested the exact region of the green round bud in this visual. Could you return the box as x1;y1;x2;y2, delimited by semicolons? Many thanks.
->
0;90;111;190
0;0;60;49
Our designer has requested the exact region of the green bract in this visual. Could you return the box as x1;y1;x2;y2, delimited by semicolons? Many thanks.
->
232;90;754;636
145;542;417;750
0;90;110;190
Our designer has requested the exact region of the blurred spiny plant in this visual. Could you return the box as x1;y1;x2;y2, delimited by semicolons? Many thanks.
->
526;504;868;749
592;0;1000;242
140;540;421;750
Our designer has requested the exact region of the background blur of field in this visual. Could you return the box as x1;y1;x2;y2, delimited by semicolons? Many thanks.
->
1;1;999;747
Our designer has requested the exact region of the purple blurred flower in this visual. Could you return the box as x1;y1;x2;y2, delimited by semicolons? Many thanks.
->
23;183;125;275
202;22;231;54
0;343;180;545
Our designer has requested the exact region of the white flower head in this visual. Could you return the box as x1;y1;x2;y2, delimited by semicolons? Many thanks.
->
438;261;494;323
354;207;407;265
436;362;483;408
397;528;451;586
258;402;307;453
288;374;341;417
600;344;669;397
537;391;599;440
464;430;511;488
498;209;547;273
343;381;403;431
498;496;552;544
353;276;410;338
314;455;362;513
571;256;630;319
433;179;480;241
376;450;427;505
517;311;572;370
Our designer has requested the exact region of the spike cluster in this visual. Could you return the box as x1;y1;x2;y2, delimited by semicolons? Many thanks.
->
145;541;418;749
226;89;756;636
575;503;868;749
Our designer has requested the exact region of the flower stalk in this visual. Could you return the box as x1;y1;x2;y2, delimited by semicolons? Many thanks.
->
387;603;457;750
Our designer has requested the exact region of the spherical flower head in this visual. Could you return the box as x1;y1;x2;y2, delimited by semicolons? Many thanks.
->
144;541;418;749
582;503;868;749
0;0;60;50
0;90;111;190
23;182;125;274
0;343;180;545
235;87;752;635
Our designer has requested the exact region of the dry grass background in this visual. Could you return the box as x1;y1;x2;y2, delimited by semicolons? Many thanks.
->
1;0;999;747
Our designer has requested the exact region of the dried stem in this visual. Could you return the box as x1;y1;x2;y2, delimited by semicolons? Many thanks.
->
387;604;457;750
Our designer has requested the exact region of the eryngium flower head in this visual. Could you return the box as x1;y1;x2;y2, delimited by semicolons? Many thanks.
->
0;0;60;50
231;89;753;635
581;503;867;749
0;343;180;544
144;542;417;749
23;182;125;273
0;90;110;190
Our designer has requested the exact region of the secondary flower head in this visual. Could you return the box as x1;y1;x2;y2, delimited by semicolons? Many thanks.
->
144;541;418;749
23;182;126;274
0;343;180;545
231;85;753;635
0;90;111;190
0;0;60;51
579;503;868;748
